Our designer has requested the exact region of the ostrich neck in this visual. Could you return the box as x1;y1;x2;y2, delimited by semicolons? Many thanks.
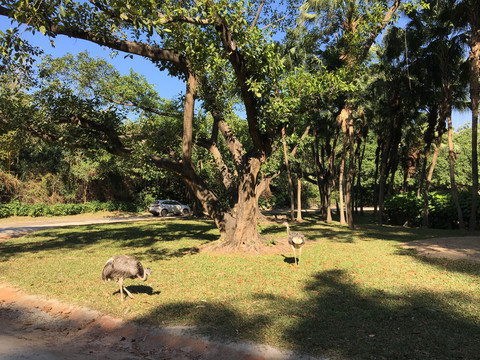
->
139;272;148;281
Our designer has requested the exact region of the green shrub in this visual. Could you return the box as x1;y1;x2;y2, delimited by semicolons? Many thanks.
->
28;203;48;217
0;201;141;218
384;192;423;227
385;191;480;229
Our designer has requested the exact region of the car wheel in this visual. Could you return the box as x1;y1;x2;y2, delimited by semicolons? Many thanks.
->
161;209;168;217
152;212;159;217
182;208;190;216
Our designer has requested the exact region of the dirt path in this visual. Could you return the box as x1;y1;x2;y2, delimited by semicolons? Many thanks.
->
401;236;480;263
0;213;161;241
0;284;321;360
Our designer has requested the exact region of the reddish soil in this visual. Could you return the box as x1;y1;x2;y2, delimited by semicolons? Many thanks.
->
0;283;320;360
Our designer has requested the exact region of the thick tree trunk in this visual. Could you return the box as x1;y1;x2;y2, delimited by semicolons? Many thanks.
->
205;157;265;253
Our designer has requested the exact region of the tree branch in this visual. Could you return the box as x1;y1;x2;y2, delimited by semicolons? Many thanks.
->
360;0;402;60
250;0;265;30
213;12;267;159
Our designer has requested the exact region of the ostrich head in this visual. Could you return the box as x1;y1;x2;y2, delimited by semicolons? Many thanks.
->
143;268;152;281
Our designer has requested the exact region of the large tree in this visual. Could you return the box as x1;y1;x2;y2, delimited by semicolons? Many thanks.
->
0;0;290;252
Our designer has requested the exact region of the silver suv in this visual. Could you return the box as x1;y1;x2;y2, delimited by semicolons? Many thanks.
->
149;200;191;217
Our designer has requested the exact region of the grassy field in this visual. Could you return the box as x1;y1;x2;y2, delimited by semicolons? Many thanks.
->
1;213;479;359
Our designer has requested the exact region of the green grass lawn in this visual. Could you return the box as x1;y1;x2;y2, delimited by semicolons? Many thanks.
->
1;213;479;359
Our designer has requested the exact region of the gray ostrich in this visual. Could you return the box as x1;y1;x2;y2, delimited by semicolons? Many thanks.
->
102;255;151;301
284;222;306;266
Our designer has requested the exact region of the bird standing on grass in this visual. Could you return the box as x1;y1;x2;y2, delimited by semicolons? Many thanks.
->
102;255;151;301
284;222;306;266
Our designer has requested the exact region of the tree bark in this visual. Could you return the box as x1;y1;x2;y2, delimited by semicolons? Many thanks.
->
282;127;295;221
377;130;392;224
447;107;465;229
468;13;480;231
338;139;347;225
206;157;265;253
296;177;303;222
422;124;445;227
417;106;438;197
345;108;356;229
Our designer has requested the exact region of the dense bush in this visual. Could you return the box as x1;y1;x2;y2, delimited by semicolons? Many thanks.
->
0;201;142;218
385;191;480;229
384;192;423;227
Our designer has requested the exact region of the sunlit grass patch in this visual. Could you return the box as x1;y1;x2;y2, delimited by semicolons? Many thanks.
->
0;215;479;359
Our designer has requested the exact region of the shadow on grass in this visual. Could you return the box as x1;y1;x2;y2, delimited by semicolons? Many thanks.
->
263;211;475;247
134;269;480;359
282;254;296;265
396;247;480;277
0;220;217;261
110;285;161;297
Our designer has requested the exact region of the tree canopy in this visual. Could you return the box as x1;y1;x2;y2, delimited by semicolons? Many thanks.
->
1;0;479;249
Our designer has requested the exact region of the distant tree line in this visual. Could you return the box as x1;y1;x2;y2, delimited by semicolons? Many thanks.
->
0;0;479;250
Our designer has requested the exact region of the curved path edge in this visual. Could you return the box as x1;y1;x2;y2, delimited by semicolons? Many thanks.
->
0;283;322;360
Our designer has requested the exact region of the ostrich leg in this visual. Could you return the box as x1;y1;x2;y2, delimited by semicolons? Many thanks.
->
298;247;302;265
123;286;134;299
291;245;297;266
118;278;125;301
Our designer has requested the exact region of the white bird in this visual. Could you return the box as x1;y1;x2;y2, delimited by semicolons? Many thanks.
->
284;222;306;266
102;255;151;301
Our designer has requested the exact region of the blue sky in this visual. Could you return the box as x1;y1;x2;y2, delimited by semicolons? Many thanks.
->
0;16;473;129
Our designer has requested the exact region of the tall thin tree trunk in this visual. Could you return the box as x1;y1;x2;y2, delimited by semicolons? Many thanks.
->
282;127;295;221
373;142;381;216
339;139;347;225
447;108;465;229
356;136;367;215
422;123;446;227
296;177;303;222
417;148;430;197
345;112;356;229
377;134;392;225
312;132;326;219
338;107;350;225
417;106;437;197
325;127;340;223
468;19;480;231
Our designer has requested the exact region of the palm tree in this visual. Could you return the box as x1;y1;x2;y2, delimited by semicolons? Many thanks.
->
455;0;480;231
297;0;402;228
407;0;469;228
